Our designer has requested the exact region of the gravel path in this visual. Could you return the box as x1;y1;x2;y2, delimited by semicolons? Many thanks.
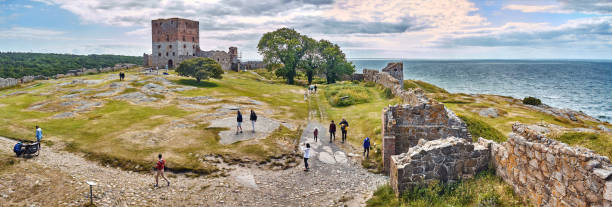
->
0;94;386;206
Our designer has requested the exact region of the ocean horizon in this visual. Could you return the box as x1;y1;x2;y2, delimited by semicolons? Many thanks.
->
349;59;612;122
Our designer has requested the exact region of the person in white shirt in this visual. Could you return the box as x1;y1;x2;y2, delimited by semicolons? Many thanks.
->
302;143;311;171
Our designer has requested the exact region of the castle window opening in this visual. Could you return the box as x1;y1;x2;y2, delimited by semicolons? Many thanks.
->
166;52;168;56
192;37;194;41
183;44;186;48
172;52;175;56
169;45;172;49
166;35;169;41
183;36;185;41
158;53;161;56
157;45;161;49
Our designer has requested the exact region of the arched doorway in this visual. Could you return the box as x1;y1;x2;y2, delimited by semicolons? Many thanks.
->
167;59;174;69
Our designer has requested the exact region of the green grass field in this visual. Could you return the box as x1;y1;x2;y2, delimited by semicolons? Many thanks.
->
0;69;306;175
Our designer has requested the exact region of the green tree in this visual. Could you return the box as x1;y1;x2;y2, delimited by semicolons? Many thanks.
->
298;37;323;85
257;28;308;84
176;57;223;82
319;40;355;83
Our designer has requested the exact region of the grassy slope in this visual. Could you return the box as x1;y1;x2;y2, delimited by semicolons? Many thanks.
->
0;70;306;175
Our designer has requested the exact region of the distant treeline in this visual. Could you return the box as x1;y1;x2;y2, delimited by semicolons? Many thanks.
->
0;52;141;78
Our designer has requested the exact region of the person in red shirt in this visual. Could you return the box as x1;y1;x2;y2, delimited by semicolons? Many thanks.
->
155;154;170;187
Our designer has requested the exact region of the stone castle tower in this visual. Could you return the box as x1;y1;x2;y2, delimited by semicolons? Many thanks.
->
151;18;199;69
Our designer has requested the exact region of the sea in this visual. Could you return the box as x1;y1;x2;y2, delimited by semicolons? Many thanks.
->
350;59;612;122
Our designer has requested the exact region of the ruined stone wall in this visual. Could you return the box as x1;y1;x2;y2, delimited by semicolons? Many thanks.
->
363;62;470;173
197;50;232;70
484;123;612;206
151;18;199;68
382;104;470;172
390;137;490;196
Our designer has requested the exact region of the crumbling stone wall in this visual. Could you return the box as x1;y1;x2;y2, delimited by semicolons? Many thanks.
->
382;104;470;172
484;123;612;206
363;62;470;173
390;137;490;196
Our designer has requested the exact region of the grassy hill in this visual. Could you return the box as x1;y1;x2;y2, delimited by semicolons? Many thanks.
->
0;52;141;78
0;69;306;176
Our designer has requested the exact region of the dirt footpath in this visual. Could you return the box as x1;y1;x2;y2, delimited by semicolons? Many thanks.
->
0;128;385;207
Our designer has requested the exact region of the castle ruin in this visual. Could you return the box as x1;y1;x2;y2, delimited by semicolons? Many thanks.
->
362;63;612;206
144;18;239;70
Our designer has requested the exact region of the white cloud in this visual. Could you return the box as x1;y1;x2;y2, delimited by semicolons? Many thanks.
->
0;27;65;39
502;4;571;14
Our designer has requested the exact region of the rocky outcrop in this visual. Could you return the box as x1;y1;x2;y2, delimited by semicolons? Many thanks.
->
389;137;490;196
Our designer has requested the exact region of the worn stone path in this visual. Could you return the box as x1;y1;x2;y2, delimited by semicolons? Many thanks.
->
0;93;386;207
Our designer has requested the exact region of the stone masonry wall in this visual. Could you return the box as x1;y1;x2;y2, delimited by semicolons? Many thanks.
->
363;62;470;173
382;104;470;172
484;123;612;206
390;137;490;196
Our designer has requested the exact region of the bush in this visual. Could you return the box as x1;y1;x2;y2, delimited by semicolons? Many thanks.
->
324;84;371;107
459;115;506;142
382;87;394;99
522;96;542;106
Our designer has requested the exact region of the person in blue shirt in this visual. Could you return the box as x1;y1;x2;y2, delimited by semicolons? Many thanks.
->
35;126;43;150
13;141;23;157
363;137;371;158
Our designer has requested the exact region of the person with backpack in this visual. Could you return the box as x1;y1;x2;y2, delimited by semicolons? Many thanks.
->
154;154;170;187
363;137;371;158
13;141;23;157
250;110;257;133
339;118;349;143
236;110;243;134
329;120;336;143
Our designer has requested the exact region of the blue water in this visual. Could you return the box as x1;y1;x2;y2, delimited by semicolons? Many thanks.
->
350;59;612;122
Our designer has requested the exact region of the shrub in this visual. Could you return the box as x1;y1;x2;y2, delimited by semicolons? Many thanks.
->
382;87;394;99
324;84;371;107
522;96;542;106
459;115;506;142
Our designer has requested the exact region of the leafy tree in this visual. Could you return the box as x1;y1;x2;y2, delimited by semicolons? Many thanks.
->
299;37;323;85
176;57;223;82
319;40;355;83
257;28;308;84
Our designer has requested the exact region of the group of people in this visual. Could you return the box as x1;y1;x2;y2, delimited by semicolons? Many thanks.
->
301;118;371;171
328;118;349;143
236;109;258;134
118;72;126;81
13;126;43;157
308;84;317;94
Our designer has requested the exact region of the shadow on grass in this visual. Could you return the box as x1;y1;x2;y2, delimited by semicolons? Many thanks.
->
175;79;218;88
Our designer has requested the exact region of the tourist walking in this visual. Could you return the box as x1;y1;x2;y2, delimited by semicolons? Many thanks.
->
154;154;170;187
236;110;243;134
313;127;318;142
329;120;336;143
250;110;257;133
314;85;317;93
302;143;311;171
363;137;371;158
339;118;349;143
35;126;43;149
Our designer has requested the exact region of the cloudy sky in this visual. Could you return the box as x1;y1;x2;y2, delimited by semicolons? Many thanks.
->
0;0;611;59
